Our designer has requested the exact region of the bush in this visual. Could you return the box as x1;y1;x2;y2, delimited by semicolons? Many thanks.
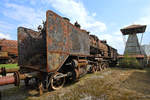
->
119;54;141;69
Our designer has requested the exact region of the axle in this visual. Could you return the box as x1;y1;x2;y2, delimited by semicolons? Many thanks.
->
0;71;39;86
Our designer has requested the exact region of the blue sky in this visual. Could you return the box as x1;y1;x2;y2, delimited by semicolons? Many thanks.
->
0;0;150;54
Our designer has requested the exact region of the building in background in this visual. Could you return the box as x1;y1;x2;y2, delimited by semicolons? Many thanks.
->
0;39;18;64
141;44;150;66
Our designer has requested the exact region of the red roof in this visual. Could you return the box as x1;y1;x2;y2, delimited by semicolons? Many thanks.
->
0;39;17;48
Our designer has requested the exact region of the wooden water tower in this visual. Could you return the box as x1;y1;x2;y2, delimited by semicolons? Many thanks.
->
120;24;147;67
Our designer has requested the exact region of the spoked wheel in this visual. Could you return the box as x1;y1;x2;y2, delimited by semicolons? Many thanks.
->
92;66;96;73
87;65;93;73
99;64;103;71
67;69;79;83
104;62;109;69
101;63;105;70
50;72;65;90
97;62;103;71
96;65;101;72
101;62;109;70
75;69;79;80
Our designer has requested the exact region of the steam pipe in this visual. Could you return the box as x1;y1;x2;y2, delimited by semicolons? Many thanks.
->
0;72;39;86
0;76;15;86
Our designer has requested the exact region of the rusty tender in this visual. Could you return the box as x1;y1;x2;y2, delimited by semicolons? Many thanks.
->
0;10;118;95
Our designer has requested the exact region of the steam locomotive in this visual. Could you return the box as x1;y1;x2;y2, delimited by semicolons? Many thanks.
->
0;10;118;94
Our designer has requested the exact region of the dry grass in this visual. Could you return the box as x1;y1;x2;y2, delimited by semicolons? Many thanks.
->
27;68;150;100
2;68;150;100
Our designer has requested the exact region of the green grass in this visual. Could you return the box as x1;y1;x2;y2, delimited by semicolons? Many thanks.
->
0;64;18;69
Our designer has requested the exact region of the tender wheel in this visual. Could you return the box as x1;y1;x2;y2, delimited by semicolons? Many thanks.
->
50;72;65;90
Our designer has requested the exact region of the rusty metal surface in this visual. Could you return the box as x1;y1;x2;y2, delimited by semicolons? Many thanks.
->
0;68;19;75
90;35;109;57
46;10;89;72
89;35;99;48
98;41;109;57
19;72;39;80
0;71;37;86
111;48;118;60
18;27;46;72
0;52;8;57
17;10;116;73
0;76;15;86
89;34;118;60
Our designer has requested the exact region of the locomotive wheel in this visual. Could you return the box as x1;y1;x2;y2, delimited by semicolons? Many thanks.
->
101;63;105;70
94;66;98;72
98;63;103;71
105;62;109;68
67;69;79;83
75;69;79;79
99;64;102;71
92;66;96;73
100;65;103;71
50;72;65;90
101;62;109;70
87;65;93;73
96;65;100;71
